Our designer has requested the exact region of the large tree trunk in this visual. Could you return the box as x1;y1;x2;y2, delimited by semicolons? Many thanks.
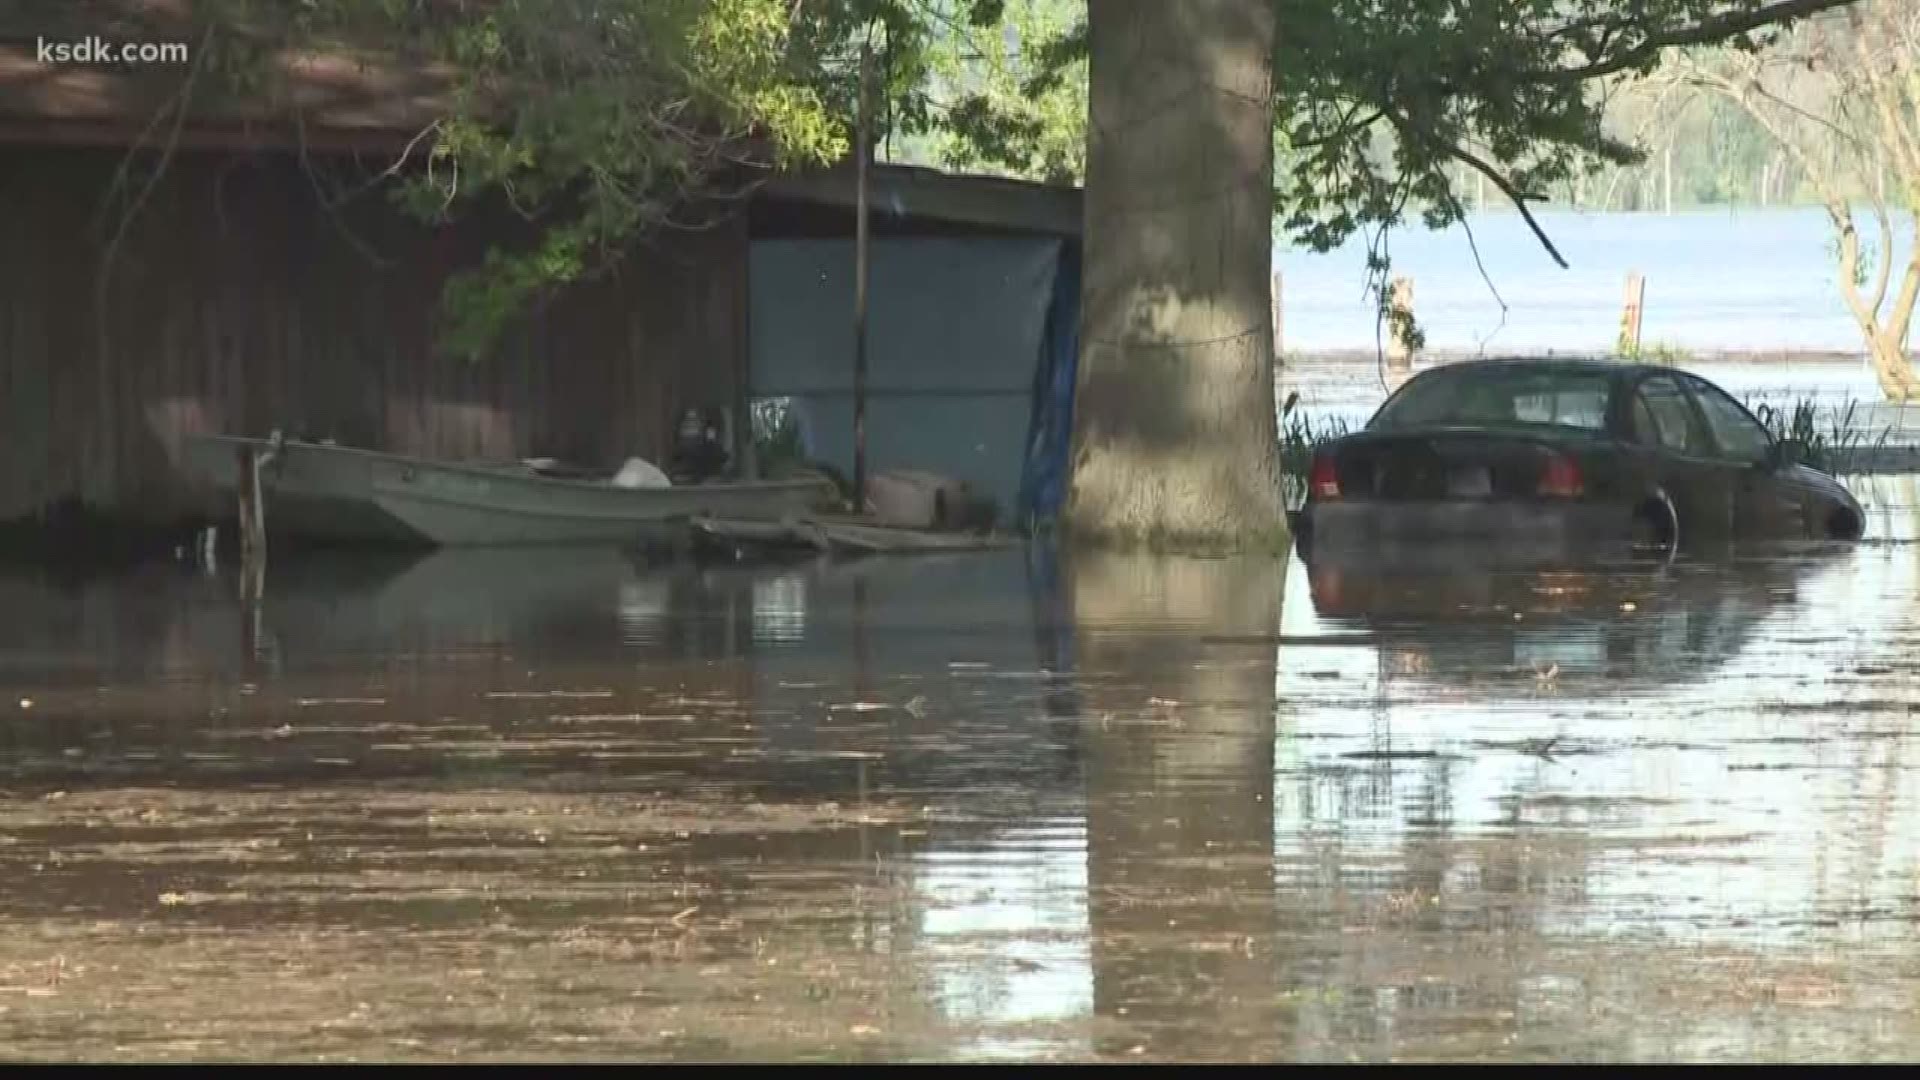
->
1867;329;1920;401
1832;209;1920;401
1065;0;1285;547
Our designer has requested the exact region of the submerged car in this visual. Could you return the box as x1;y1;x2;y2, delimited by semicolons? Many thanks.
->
1294;358;1865;565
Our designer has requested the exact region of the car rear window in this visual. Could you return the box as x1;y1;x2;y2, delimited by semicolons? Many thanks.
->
1370;367;1613;432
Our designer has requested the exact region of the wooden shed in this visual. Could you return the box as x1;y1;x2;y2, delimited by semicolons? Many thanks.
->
0;2;1083;551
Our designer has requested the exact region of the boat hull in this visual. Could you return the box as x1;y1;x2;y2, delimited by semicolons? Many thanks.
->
181;435;834;548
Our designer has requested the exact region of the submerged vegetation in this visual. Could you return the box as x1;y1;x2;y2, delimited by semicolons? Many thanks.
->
1748;396;1894;472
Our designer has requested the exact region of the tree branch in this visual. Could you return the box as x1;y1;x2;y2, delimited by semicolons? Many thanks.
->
1543;0;1859;83
1289;105;1384;149
1385;111;1570;269
1885;216;1920;351
1870;196;1896;319
1851;18;1920;190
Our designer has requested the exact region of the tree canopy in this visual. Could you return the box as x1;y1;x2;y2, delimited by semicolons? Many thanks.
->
164;0;1861;354
903;1;1858;256
187;0;880;355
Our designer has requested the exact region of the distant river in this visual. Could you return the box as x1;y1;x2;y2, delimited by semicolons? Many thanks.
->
1274;206;1905;423
1275;206;1902;354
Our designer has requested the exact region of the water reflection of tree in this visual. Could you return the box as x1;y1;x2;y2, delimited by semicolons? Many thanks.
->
1066;551;1284;1060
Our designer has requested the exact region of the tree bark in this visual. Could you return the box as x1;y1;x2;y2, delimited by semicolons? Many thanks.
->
1066;0;1285;547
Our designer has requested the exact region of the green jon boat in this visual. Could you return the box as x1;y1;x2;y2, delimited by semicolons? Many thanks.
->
180;434;836;548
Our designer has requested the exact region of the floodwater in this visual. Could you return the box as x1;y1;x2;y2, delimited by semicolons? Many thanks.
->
1277;206;1907;355
6;515;1920;1061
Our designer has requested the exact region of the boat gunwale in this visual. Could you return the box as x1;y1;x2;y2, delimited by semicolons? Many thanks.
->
371;477;825;524
182;434;834;497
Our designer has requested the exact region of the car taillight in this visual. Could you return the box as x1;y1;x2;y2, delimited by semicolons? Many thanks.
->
1311;565;1345;609
1538;453;1583;498
1309;453;1340;500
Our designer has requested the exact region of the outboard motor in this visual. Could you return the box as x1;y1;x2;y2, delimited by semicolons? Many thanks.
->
668;407;730;485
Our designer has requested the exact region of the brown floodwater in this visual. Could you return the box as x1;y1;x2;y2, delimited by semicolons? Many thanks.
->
4;521;1920;1061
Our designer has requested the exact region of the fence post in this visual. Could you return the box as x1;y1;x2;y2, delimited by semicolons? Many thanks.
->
1621;272;1646;357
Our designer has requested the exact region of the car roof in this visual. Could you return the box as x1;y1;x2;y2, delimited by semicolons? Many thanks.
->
1399;356;1674;380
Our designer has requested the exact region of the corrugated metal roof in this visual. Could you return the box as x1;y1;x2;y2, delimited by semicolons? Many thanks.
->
761;161;1082;237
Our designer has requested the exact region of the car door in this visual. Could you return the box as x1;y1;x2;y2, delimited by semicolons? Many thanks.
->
1627;374;1735;540
1679;374;1808;538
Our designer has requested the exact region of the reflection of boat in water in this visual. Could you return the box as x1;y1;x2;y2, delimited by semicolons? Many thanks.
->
241;546;1045;666
1306;546;1844;687
1;547;1077;800
252;547;770;662
181;434;834;547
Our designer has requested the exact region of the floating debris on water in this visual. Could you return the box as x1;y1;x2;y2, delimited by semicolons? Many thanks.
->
485;690;616;700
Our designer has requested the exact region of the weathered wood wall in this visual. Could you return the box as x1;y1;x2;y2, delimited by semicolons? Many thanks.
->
0;146;746;523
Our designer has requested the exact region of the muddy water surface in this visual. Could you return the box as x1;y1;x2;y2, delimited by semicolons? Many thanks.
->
4;526;1920;1061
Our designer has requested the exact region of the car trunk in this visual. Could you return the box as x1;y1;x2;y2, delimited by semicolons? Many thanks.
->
1319;430;1590;501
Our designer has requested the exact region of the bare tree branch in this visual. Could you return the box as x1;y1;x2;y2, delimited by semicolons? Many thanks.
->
1693;0;1920;399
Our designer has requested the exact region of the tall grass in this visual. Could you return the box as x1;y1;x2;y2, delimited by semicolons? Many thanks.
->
1278;394;1351;508
1746;395;1893;472
1615;339;1694;366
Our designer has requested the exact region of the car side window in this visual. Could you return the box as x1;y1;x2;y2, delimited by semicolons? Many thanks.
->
1634;376;1709;455
1683;376;1773;465
1628;395;1661;446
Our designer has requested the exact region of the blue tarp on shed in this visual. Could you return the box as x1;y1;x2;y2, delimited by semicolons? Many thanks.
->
749;236;1078;526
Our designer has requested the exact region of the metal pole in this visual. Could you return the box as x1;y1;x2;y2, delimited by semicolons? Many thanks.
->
852;41;871;514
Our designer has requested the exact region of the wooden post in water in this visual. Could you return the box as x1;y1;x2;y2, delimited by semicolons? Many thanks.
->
1385;276;1415;384
851;41;872;514
235;445;254;560
236;443;267;605
1621;272;1647;356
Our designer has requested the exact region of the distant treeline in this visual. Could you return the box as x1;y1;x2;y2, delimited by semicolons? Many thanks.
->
1403;72;1850;214
1516;81;1832;213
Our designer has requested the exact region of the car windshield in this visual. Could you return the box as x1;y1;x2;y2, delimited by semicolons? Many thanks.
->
1369;366;1613;432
